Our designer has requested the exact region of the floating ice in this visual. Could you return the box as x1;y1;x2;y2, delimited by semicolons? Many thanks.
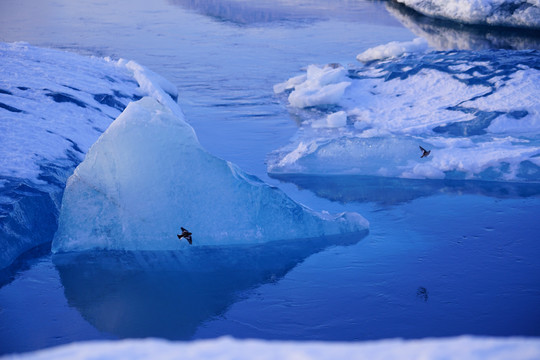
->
10;336;540;360
356;37;429;62
394;0;540;30
52;97;367;253
271;49;540;182
286;64;351;108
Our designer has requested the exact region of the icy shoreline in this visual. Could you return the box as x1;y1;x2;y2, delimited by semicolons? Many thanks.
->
4;336;540;360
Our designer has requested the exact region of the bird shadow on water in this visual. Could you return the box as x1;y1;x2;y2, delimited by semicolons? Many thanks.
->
52;232;366;340
271;174;540;205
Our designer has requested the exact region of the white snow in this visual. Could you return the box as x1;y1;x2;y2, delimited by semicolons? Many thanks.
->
0;42;159;269
286;64;351;108
356;37;429;62
5;336;540;360
271;49;540;182
52;96;367;253
312;111;348;128
0;42;143;183
394;0;540;29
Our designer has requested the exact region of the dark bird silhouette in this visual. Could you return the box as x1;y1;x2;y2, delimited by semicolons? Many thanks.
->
419;146;431;158
177;227;192;245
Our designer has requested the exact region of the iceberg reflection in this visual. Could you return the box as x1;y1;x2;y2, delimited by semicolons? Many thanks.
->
386;1;540;50
53;233;365;339
169;0;402;26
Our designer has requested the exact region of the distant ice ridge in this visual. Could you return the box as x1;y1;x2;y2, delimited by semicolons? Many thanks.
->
385;1;540;51
271;47;540;182
52;96;367;253
394;0;540;30
0;42;177;269
8;336;540;360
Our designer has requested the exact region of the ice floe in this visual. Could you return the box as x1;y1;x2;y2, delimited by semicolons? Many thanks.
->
356;37;429;62
0;42;150;269
271;47;540;182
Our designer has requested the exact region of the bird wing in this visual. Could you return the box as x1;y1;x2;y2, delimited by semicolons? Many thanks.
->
181;227;187;232
419;146;426;152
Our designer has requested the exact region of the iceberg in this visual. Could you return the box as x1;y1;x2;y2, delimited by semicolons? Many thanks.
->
270;48;540;182
394;0;540;30
52;96;367;253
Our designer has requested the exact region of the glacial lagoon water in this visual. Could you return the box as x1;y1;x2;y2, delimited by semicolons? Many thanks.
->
1;0;540;355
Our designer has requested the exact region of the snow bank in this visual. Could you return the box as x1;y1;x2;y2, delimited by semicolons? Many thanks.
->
0;42;143;185
356;37;429;62
271;49;540;182
52;96;367;253
394;0;540;30
0;42;149;269
5;336;540;360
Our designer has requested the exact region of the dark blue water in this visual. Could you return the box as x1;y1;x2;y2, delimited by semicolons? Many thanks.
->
1;0;540;355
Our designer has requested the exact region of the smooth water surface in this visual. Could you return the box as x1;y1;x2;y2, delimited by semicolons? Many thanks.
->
1;0;540;355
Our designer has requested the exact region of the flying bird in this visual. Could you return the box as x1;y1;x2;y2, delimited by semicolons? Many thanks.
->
177;227;192;245
419;146;431;158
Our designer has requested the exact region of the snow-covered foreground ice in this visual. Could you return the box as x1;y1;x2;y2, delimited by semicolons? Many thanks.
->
394;0;540;30
0;42;167;269
270;48;540;182
5;336;540;360
52;96;367;252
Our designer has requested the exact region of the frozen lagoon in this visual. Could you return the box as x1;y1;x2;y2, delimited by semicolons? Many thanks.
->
1;0;540;357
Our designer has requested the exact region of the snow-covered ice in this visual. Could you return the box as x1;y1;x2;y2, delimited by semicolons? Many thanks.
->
52;96;367;253
5;336;540;360
386;1;540;51
0;42;153;269
356;37;429;62
270;48;540;182
0;43;149;183
394;0;540;29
